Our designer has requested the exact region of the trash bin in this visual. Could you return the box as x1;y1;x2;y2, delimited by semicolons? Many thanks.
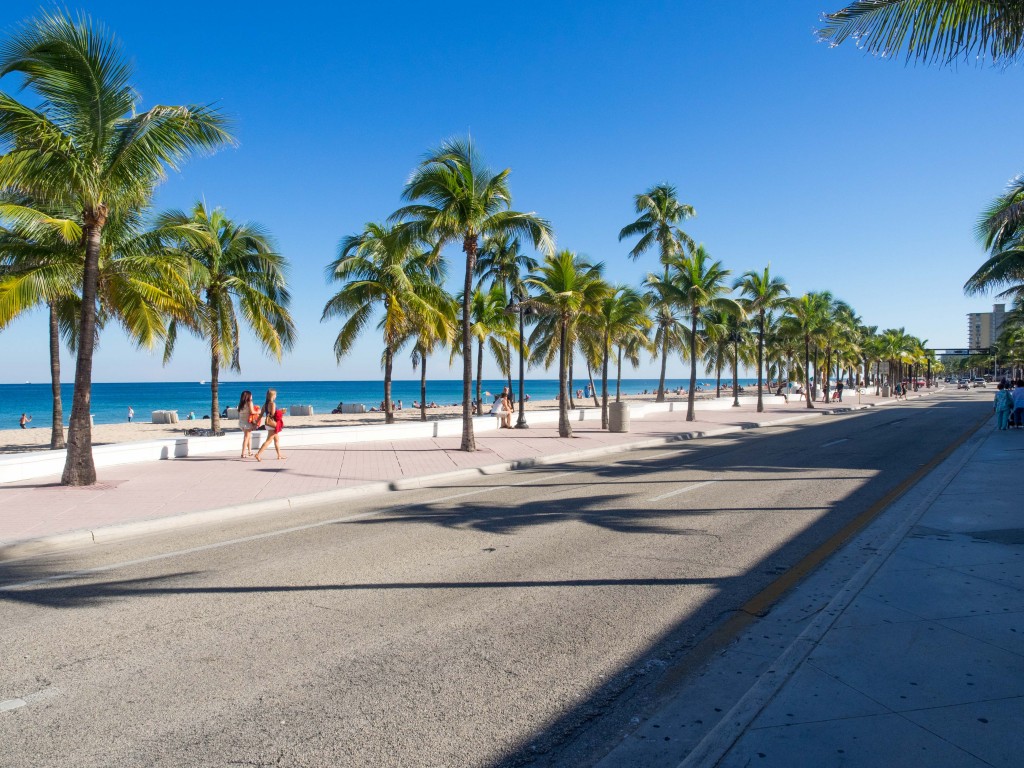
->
609;401;630;433
882;384;891;397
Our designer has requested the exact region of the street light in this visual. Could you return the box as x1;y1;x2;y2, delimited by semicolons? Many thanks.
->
729;328;742;407
506;292;534;428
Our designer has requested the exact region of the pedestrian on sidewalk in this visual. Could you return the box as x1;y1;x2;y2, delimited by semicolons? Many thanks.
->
238;390;259;457
994;382;1013;430
1013;380;1024;429
836;380;844;402
255;388;286;461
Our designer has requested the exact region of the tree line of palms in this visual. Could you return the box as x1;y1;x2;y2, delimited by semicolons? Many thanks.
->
324;171;933;449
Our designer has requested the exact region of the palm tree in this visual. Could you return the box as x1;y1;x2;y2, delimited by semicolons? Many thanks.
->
462;284;518;414
158;203;294;432
323;222;444;424
393;137;553;451
782;292;831;409
618;183;696;402
736;266;790;412
588;286;650;428
0;13;233;485
669;246;739;421
475;233;538;394
526;250;607;437
967;175;1024;304
409;292;457;422
1;200;195;447
644;270;692;399
818;1;1024;65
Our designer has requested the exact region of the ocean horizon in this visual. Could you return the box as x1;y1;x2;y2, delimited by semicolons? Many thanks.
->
2;377;760;427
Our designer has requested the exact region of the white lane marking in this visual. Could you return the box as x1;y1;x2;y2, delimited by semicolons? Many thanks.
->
0;687;60;713
0;699;26;712
420;471;575;504
649;480;718;502
821;438;850;448
1;470;579;592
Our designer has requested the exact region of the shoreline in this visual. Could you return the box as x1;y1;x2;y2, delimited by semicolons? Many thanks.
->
0;391;736;455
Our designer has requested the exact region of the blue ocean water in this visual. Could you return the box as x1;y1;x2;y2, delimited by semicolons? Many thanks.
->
2;377;759;427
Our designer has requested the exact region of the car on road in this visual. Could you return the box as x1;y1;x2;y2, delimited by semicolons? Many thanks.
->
957;380;970;389
971;378;987;388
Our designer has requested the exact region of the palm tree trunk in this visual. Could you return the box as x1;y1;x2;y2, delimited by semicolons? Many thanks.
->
587;362;599;407
384;346;394;424
62;211;106;486
601;332;609;429
476;338;484;415
615;346;623;403
568;357;575;410
657;328;669;403
732;341;740;408
210;340;220;434
461;235;477;451
420;352;428;422
48;302;65;451
687;310;698;421
823;348;832;404
756;311;765;413
804;335;814;410
558;319;571;438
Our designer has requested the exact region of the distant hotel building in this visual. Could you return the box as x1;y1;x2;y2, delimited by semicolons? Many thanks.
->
967;303;1006;349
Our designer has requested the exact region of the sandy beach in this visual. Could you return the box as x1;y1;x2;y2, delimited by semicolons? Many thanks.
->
0;391;721;454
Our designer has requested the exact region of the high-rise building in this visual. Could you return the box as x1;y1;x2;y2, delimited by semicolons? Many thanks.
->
967;303;1006;349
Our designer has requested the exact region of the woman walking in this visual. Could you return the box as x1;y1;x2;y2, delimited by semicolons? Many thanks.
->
237;390;260;457
255;388;286;461
994;382;1014;431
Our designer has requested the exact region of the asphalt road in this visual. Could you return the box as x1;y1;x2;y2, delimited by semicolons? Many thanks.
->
0;390;992;768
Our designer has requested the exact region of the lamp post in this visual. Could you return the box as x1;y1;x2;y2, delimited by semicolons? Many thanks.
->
729;328;742;407
506;292;532;428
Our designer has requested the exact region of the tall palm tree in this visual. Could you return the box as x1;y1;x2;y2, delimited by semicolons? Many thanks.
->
587;286;650;428
643;268;692;403
461;284;518;414
736;266;790;412
669;246;739;421
1;200;195;447
409;292;457;422
0;13;233;484
323;222;444;425
393;137;553;451
618;183;696;402
782;292;832;409
819;1;1024;65
475;233;538;393
526;250;608;437
158;203;294;432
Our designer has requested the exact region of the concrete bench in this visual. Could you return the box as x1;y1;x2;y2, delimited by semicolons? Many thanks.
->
340;404;366;414
225;407;239;419
151;410;179;424
289;405;314;416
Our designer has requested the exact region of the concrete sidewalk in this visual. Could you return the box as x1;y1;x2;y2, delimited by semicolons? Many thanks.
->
0;394;892;557
599;411;1022;768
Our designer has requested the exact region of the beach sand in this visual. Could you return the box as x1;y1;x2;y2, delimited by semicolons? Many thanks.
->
0;391;712;454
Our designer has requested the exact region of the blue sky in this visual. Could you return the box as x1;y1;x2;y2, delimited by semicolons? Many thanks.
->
1;1;1019;383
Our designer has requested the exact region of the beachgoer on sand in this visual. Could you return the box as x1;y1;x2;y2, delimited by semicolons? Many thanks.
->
238;389;259;457
19;413;32;429
255;388;286;461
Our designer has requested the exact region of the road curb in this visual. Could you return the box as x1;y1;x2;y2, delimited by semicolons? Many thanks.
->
0;404;885;562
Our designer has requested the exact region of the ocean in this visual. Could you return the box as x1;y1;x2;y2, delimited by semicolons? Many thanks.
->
2;377;759;427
